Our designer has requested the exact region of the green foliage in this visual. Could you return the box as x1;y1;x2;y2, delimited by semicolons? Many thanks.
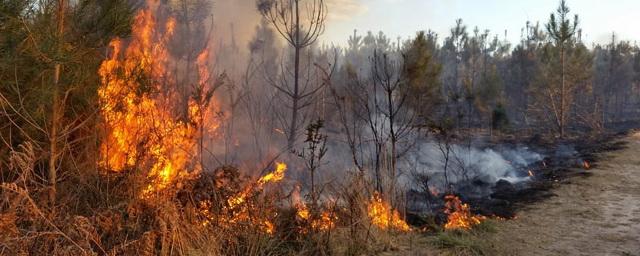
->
492;103;510;131
403;31;442;122
0;0;133;132
0;0;134;204
431;220;498;256
546;0;579;46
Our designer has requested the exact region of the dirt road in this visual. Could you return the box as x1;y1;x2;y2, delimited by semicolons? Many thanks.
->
489;133;640;256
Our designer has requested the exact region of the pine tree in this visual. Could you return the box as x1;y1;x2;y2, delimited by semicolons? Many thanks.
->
544;0;579;137
404;31;442;123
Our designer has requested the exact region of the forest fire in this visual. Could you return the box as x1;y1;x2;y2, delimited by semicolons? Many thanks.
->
443;195;486;230
228;162;287;208
6;0;640;254
295;203;337;232
97;3;217;195
368;193;411;231
199;163;288;233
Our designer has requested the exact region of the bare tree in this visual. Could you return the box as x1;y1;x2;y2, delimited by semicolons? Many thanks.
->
258;0;327;149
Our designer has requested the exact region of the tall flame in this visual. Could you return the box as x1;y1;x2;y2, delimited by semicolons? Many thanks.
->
367;192;411;231
443;195;486;230
98;3;216;195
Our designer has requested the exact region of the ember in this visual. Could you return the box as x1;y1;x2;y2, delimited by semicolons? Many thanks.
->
430;187;440;196
443;195;486;230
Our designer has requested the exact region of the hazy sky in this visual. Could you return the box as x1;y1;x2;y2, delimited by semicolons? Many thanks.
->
323;0;639;47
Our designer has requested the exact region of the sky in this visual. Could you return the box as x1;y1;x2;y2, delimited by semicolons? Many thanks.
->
322;0;640;47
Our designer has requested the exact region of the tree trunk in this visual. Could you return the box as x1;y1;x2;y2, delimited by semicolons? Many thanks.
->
49;0;66;209
288;0;301;149
560;44;566;138
387;86;397;204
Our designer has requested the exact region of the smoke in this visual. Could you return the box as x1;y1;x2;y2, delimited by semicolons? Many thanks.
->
325;0;368;22
211;0;264;55
209;0;368;52
407;142;544;192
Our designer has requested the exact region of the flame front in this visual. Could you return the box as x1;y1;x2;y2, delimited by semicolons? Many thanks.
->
367;192;410;231
202;162;288;234
443;195;486;230
98;3;216;195
228;162;287;209
295;202;337;232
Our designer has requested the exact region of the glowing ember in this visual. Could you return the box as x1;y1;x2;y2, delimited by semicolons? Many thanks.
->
443;195;486;230
98;3;217;195
367;192;411;231
263;220;276;234
296;204;310;220
430;187;440;196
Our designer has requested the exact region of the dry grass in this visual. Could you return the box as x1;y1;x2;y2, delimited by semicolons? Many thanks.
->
1;143;399;255
0;141;441;256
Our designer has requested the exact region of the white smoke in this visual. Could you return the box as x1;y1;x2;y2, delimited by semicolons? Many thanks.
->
407;142;544;190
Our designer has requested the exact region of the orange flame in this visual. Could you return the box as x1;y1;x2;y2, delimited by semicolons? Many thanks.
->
443;195;486;230
295;202;337;232
98;4;218;196
228;162;287;208
200;163;287;234
367;193;411;231
258;162;287;185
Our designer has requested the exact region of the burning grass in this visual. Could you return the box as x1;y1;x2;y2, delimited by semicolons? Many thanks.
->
368;192;411;232
444;195;487;231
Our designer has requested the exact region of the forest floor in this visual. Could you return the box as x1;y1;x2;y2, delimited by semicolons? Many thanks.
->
486;132;640;256
388;132;640;256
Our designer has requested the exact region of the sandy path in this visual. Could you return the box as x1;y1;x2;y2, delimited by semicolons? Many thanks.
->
490;134;640;256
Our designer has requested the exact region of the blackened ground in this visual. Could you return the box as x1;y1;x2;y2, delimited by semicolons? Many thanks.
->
487;132;640;256
476;132;629;219
407;132;630;227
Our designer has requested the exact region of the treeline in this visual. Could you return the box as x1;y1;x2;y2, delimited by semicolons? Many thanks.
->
325;1;640;140
1;0;640;254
